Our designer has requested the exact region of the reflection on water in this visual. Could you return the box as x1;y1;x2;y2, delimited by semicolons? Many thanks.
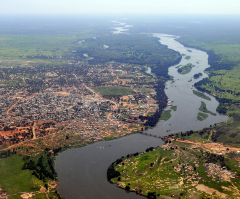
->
55;134;162;199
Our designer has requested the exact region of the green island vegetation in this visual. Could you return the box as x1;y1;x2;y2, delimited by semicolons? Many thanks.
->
170;106;177;111
193;90;211;101
193;72;203;79
185;55;191;60
177;63;195;74
197;112;209;121
159;110;171;121
93;86;133;96
199;101;217;116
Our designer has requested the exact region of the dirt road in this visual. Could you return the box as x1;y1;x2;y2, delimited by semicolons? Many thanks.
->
170;138;240;153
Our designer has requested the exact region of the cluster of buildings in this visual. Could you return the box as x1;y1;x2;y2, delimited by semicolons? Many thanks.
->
174;162;202;181
204;163;236;181
0;62;159;147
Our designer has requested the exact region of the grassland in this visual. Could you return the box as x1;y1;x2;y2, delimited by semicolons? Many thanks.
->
0;34;88;68
174;130;212;144
193;90;211;101
0;154;63;199
177;63;195;74
0;155;40;194
185;55;191;60
93;86;133;96
159;110;171;121
199;101;216;116
198;67;240;101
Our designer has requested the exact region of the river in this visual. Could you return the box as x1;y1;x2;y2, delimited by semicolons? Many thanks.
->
55;31;228;199
144;33;228;136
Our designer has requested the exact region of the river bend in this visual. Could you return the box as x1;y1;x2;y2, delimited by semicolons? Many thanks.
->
55;32;228;199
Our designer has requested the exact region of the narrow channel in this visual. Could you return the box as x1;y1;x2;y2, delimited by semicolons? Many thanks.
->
55;31;228;199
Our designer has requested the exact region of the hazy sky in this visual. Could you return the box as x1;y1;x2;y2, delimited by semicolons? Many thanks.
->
1;0;240;15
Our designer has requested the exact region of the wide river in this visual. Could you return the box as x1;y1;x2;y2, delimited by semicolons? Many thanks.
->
55;33;228;199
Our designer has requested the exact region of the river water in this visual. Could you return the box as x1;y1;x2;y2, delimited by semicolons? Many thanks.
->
111;22;133;34
55;32;228;199
144;34;228;136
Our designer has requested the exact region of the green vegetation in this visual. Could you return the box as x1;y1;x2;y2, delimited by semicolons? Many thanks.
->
177;63;195;74
185;55;191;60
175;65;182;68
211;115;240;145
193;90;211;101
170;106;177;111
109;142;240;198
195;67;240;102
159;110;171;120
75;34;181;79
174;129;212;143
193;72;203;79
199;101;216;116
197;112;208;121
0;155;40;194
93;86;132;96
0;154;62;199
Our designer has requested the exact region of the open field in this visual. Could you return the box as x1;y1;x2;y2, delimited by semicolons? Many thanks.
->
93;86;133;96
196;66;240;101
